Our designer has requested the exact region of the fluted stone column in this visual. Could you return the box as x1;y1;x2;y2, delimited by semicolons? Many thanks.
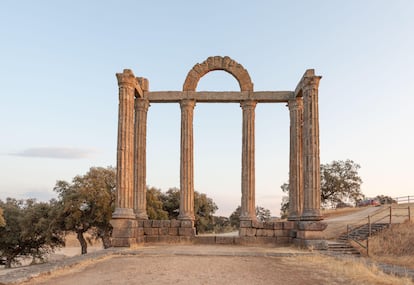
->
288;97;304;221
134;98;150;220
240;100;257;221
301;76;323;221
178;99;196;221
112;69;136;219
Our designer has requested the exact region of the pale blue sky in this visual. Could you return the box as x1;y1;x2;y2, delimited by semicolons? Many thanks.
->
1;1;413;216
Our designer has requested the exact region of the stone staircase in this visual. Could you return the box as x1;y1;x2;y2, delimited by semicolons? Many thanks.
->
325;222;390;256
327;241;361;255
337;222;389;241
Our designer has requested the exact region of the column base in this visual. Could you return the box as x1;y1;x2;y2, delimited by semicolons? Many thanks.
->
112;207;136;219
287;214;301;221
178;214;195;221
136;210;148;220
301;209;323;221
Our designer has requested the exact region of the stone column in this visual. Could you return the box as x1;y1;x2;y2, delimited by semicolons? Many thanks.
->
288;97;303;221
301;76;323;221
240;100;257;221
112;69;136;219
178;99;196;221
134;98;150;220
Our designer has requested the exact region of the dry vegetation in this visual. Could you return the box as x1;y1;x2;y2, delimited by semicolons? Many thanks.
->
288;254;413;285
369;220;414;269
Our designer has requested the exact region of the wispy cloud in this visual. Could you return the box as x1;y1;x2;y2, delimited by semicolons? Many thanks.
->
9;147;96;159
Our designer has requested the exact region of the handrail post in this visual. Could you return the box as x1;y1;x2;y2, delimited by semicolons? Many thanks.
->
367;237;369;256
368;215;371;237
409;206;411;222
389;206;392;225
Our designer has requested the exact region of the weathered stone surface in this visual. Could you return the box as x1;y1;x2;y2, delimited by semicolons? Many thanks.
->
263;222;274;229
259;229;274;237
239;220;252;228
144;228;158;236
110;219;137;239
170;219;181;228
183;56;253;92
274;229;290;237
179;236;194;244
296;231;325;240
178;100;196;221
168;227;179;236
244;228;257;237
216;237;235;244
238;236;257;245
151;220;162;228
273;222;283;230
179;227;196;236
297;221;327;231
143;220;152;228
251;220;263;229
136;228;144;236
180;220;194;228
160;220;171;228
256;237;277;245
276;237;291;244
293;238;328;250
159;236;180;243
145;236;159;243
283;221;295;230
194;236;216;244
111;237;137;247
158;228;169;236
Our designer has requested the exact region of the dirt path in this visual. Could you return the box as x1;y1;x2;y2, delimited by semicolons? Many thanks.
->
25;255;354;285
324;206;383;239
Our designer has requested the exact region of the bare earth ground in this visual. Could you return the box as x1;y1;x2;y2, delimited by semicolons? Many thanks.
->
24;254;356;285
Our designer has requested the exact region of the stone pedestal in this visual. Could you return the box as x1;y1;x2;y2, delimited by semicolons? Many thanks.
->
294;221;328;249
110;219;139;247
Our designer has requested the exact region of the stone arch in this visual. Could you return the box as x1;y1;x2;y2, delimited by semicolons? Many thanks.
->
183;56;254;92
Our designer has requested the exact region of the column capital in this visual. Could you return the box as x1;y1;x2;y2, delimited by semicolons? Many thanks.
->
288;97;303;111
116;69;138;88
302;76;322;91
180;99;196;109
135;98;150;112
240;100;257;110
136;77;149;92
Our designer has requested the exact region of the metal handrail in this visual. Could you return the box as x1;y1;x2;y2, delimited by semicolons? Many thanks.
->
345;205;412;256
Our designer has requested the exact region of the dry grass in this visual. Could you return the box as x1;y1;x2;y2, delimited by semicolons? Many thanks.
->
288;254;413;285
369;220;414;269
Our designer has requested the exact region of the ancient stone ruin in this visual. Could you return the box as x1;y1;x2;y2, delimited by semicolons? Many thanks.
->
110;56;327;248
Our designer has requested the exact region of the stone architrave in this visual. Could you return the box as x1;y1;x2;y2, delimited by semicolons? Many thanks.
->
301;76;323;221
288;97;303;220
178;99;196;221
240;100;257;221
134;98;150;220
112;69;137;219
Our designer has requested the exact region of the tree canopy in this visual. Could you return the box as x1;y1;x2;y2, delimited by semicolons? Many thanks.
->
321;160;364;206
229;205;272;228
280;159;364;215
0;198;64;268
53;166;116;254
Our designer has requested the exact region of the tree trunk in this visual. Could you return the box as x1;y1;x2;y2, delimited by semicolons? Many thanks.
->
5;256;12;268
101;231;112;249
77;231;87;254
